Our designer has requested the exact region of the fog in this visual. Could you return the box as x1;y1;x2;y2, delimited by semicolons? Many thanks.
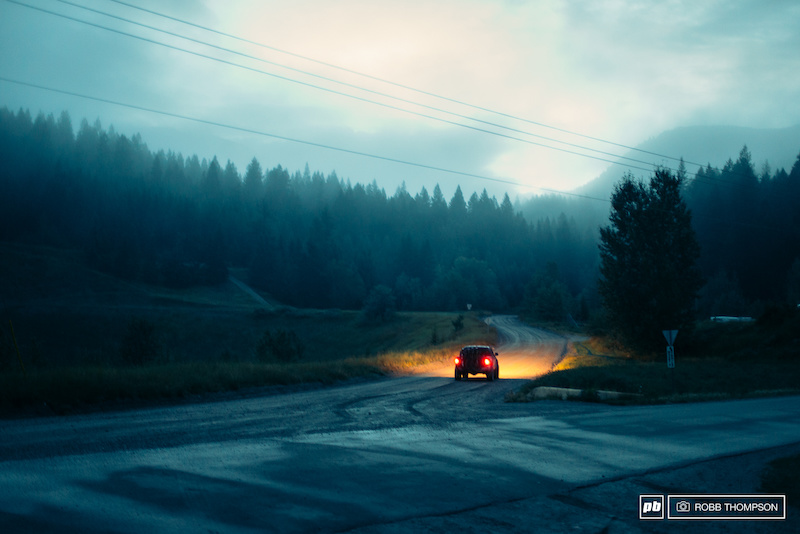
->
1;0;799;199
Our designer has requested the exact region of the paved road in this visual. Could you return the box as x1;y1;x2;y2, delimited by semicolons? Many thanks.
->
1;317;798;533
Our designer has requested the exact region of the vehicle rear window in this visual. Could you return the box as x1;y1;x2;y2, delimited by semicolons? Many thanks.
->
461;347;491;357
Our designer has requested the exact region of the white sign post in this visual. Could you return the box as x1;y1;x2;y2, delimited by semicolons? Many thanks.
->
662;330;678;369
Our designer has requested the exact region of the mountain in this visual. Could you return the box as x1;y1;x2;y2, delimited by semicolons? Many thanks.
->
574;124;800;200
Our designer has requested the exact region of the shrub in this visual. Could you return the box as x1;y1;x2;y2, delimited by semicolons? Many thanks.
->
361;285;396;323
256;329;305;363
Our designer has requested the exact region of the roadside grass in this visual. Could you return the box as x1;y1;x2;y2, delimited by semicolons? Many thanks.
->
760;453;800;509
0;242;498;415
0;311;493;416
6;300;490;366
508;312;800;404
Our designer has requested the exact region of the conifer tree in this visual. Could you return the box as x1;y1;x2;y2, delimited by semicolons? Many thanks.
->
598;169;703;351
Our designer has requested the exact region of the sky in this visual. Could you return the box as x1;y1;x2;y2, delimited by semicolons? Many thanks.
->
1;0;799;200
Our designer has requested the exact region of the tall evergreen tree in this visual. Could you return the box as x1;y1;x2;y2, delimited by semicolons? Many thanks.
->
598;169;703;351
243;157;263;198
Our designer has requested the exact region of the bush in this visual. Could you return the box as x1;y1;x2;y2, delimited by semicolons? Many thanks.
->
361;285;396;323
256;329;305;363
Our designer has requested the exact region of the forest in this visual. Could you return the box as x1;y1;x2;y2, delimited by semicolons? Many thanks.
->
1;106;799;320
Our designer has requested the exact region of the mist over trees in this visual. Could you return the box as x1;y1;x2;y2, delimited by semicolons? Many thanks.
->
1;107;799;322
0;108;596;314
685;147;800;313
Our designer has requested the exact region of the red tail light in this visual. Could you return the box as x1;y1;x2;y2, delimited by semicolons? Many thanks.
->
454;357;461;365
483;357;492;366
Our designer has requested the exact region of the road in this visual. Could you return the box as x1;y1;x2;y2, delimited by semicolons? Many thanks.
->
484;315;569;378
0;316;798;533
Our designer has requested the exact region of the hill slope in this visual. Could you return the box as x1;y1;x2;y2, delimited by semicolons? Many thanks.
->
575;124;800;199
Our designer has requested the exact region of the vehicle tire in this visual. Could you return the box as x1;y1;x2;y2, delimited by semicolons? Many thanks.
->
487;371;494;381
455;368;461;381
495;366;499;380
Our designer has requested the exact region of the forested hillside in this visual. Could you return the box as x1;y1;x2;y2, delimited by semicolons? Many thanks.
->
2;107;799;319
520;149;800;317
0;108;597;315
685;148;800;313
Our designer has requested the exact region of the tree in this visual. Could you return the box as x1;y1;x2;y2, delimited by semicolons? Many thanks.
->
598;169;703;351
525;262;569;322
449;186;467;217
244;157;263;198
361;285;396;322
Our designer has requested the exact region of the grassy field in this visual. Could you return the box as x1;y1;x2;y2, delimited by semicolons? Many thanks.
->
1;308;493;415
0;242;496;415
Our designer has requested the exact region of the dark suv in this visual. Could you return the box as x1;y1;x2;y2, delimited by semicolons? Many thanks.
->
455;345;499;381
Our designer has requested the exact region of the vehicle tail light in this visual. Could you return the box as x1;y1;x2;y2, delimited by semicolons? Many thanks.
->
454;357;461;365
483;357;492;366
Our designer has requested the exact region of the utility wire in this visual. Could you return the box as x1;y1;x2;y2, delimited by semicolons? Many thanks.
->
104;0;704;170
28;0;661;176
54;0;665;172
91;0;761;190
3;0;763;191
21;0;660;176
0;75;611;203
1;75;781;233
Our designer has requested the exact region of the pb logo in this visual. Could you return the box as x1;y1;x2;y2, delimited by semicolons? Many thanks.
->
639;495;665;520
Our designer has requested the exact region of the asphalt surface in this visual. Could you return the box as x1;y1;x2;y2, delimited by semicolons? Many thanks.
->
0;316;798;533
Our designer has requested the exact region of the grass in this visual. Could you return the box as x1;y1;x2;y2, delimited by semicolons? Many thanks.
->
0;340;486;416
0;308;494;416
0;241;497;416
508;312;800;404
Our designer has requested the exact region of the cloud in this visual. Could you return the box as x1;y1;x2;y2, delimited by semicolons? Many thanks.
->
1;0;798;199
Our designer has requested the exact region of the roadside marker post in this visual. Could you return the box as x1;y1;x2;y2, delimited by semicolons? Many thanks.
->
663;330;678;392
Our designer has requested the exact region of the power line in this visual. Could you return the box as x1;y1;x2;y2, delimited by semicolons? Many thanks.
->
2;0;762;192
35;0;663;175
58;0;671;173
0;75;609;202
104;0;704;170
0;75;785;232
90;0;761;190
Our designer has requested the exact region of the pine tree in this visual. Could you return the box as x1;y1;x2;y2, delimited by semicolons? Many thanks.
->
598;169;703;351
244;157;263;198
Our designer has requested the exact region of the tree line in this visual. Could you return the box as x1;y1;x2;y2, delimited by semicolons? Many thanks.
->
0;108;597;315
684;148;800;314
1;107;798;322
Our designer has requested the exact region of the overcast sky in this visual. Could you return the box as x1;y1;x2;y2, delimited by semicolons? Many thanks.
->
1;0;799;199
